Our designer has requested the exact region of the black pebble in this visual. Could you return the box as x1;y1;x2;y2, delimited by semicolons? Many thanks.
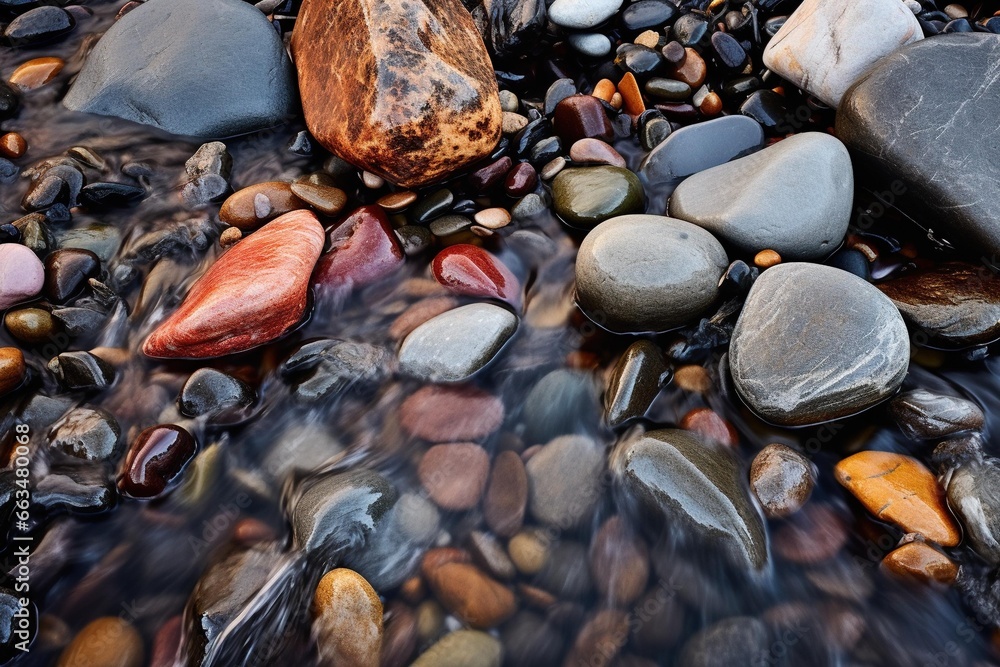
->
3;5;74;46
711;31;748;70
78;182;146;209
739;90;789;134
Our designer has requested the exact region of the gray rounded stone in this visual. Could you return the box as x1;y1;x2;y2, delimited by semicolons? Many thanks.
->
575;215;728;333
398;303;518;382
729;263;910;426
525;435;604;530
548;0;623;29
668;132;853;260
568;32;612;57
889;389;984;441
63;0;296;137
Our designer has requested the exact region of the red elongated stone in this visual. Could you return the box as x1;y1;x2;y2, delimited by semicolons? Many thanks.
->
312;205;405;298
118;424;197;498
431;244;520;305
143;209;325;358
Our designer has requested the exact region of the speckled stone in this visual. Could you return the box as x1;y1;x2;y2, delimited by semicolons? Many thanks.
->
575;215;728;333
763;0;921;107
729;263;909;426
291;0;501;187
668;133;853;260
612;428;769;570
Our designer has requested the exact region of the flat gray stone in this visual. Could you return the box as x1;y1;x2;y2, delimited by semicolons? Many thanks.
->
575;215;728;333
729;263;910;426
668;132;853;260
64;0;296;137
398;303;517;382
837;34;1000;262
612;428;769;571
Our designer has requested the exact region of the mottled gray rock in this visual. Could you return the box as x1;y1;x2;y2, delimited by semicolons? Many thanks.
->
526;435;604;529
729;263;909;426
398;303;517;382
837;35;1000;262
412;630;502;667
612;429;769;570
890;389;984;440
680;616;770;667
64;0;296;137
668;132;853;260
48;407;121;462
575;215;728;333
763;0;921;107
604;339;668;426
947;459;1000;565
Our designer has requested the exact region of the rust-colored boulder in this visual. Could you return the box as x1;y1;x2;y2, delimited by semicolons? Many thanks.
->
291;0;502;188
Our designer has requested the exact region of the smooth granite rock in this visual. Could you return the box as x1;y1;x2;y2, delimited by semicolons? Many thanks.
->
729;263;910;426
291;0;501;187
763;0;922;107
668;133;853;260
612;428;770;571
947;459;1000;565
837;35;1000;261
64;0;296;137
889;389;984;441
398;303;517;382
526;435;604;529
575;215;728;333
877;262;1000;348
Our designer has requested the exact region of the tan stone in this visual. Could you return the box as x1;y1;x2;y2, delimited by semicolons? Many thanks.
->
313;568;383;667
57;617;143;667
882;541;959;584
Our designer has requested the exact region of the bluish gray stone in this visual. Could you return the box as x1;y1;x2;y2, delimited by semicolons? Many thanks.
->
669;132;853;260
64;0;296;137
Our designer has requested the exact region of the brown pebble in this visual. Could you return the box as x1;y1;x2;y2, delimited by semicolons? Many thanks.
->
774;504;849;564
389;296;459;340
400;577;425;604
669;48;706;88
754;249;782;269
9;57;64;91
417;442;490;510
473;207;511;229
290;181;347;216
564;610;629;667
680;407;738;446
553;95;614;144
617;72;646;116
508;529;548;575
5;308;56;344
0;347;26;396
400;384;504;442
424;561;516;629
518;583;557;609
0;132;27;159
483;450;528;538
232;518;274;545
380;603;418;667
699;92;722;116
750;443;815;518
219;182;306;229
590;516;649;606
57;617;143;667
313;568;383;667
882;541;959;585
569;138;626;168
502;111;529;135
609;92;623;110
219;227;242;247
504;161;538;197
674;365;711;392
592;79;616;103
540;156;566;181
378;190;418;212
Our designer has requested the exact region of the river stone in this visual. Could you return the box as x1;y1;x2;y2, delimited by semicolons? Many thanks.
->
668;133;853;260
762;0;921;108
889;389;984;441
291;0;501;188
63;0;295;137
605;340;668;426
398;303;517;382
837;35;1000;261
412;630;502;667
877;262;1000;348
575;215;728;333
612;429;769;571
0;243;44;310
552;166;644;228
525;435;604;529
729;263;909;426
946;459;1000;565
49;407;121;462
548;0;622;29
680;616;770;667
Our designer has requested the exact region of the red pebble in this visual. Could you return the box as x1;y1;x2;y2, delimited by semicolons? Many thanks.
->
680;407;738;447
504;162;538;197
313;205;405;298
431;244;521;306
118;424;197;498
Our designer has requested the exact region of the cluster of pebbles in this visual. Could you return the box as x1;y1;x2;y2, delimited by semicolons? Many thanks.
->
2;0;1000;665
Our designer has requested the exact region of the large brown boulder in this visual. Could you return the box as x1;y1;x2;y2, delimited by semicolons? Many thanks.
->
291;0;502;188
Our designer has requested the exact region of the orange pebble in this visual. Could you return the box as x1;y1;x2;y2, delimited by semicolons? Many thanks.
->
0;132;26;159
609;92;623;110
882;541;959;585
592;79;616;103
699;92;722;116
680;407;738;447
9;57;64;91
617;72;645;116
669;48;706;88
754;249;782;269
